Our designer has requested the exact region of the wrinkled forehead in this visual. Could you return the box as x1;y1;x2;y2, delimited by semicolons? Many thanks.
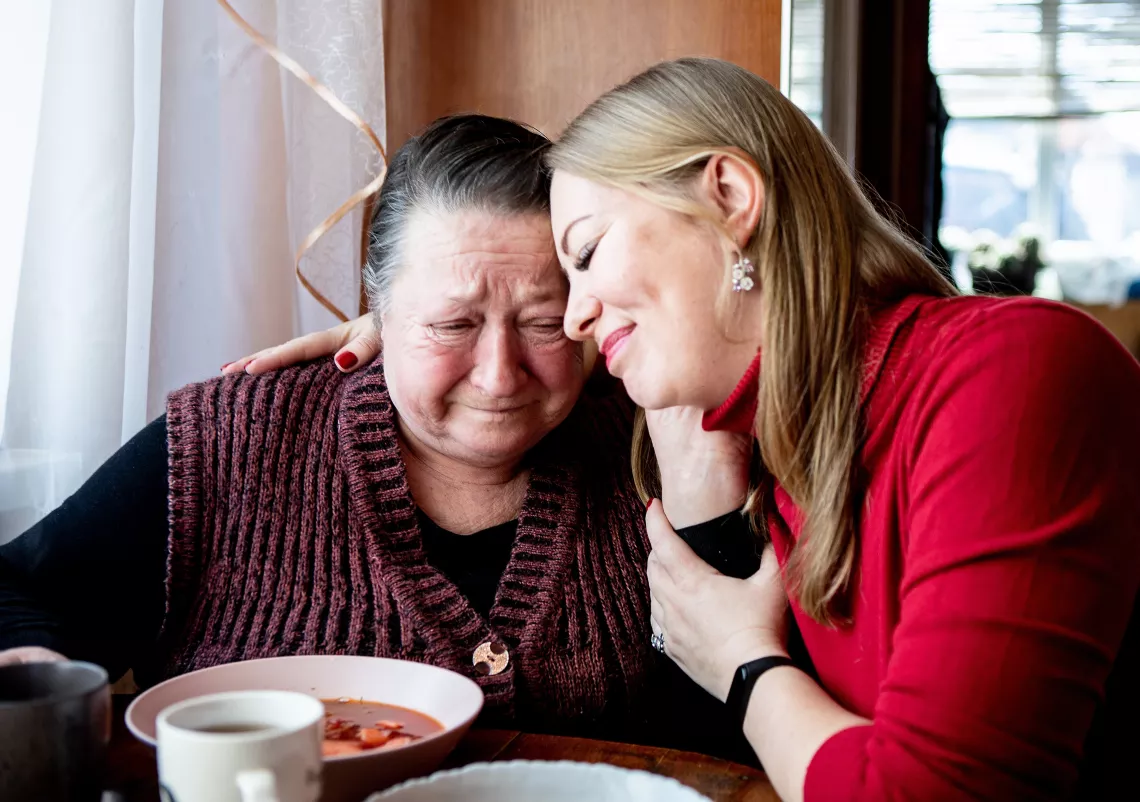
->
395;208;566;309
437;265;568;309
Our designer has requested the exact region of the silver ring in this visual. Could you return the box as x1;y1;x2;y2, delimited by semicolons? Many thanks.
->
650;632;665;653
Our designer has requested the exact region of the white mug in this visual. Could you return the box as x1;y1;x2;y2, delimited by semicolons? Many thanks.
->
156;690;324;802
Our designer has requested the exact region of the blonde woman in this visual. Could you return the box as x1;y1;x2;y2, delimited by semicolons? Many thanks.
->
236;60;1140;800
547;58;1140;801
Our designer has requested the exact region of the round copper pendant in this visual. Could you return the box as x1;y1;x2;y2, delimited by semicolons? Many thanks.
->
472;640;510;676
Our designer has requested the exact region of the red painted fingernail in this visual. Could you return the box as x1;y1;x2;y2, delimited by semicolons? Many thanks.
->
646;499;653;511
221;362;232;372
335;351;358;370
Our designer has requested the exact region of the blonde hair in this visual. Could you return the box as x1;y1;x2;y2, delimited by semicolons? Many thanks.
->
548;57;956;623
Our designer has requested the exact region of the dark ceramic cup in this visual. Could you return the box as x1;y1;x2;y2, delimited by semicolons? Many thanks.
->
0;661;111;802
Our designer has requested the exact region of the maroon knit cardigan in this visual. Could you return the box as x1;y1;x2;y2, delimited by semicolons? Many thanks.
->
159;357;652;728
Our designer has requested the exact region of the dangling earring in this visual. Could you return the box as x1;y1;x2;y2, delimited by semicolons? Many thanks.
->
731;255;755;293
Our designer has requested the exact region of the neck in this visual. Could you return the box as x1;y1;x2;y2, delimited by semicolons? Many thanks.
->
700;308;764;412
396;419;529;533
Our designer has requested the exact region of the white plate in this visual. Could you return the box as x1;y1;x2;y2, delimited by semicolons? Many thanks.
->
125;655;483;802
368;760;713;802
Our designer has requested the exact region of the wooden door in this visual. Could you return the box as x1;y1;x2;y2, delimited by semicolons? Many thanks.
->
383;0;783;146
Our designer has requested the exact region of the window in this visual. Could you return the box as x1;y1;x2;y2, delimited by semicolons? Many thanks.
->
931;0;1140;301
942;114;1140;251
787;0;824;128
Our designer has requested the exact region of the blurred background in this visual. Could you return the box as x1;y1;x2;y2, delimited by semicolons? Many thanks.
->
931;0;1140;327
1;0;1138;543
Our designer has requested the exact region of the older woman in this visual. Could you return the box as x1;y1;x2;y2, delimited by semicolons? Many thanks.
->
0;114;750;752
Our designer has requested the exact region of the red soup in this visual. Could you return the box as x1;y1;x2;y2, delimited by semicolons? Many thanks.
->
320;698;444;757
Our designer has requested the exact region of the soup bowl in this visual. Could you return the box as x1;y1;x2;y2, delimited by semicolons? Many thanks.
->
126;655;483;802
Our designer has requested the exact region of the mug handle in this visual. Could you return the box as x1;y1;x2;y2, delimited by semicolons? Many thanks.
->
235;768;281;802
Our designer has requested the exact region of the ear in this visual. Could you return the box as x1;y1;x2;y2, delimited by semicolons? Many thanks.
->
697;151;765;249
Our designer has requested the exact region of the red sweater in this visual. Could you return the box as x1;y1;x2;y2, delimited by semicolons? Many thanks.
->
710;295;1140;801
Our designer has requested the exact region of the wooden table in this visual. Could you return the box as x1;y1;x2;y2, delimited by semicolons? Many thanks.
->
106;697;777;801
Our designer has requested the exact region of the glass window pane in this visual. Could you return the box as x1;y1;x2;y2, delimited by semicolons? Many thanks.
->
941;119;1039;238
932;0;1140;118
1055;114;1140;244
788;0;823;127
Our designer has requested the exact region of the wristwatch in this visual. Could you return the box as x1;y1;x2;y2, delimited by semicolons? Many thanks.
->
726;655;797;725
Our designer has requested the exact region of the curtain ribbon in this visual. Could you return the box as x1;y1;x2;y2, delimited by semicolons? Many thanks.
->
216;0;388;322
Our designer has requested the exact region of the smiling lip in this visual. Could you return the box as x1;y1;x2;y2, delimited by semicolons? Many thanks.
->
600;325;635;368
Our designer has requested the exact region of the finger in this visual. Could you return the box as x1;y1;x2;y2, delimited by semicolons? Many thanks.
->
650;596;666;631
649;613;671;659
247;330;347;375
645;499;711;577
0;646;67;667
334;328;382;374
646;550;673;595
222;351;268;375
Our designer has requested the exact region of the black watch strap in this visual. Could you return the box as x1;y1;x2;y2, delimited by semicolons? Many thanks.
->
726;655;797;725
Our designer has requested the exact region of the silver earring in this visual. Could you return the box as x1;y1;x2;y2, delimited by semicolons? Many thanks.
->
731;255;755;292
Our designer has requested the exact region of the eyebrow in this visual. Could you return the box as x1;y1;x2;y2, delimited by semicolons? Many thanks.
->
558;215;591;257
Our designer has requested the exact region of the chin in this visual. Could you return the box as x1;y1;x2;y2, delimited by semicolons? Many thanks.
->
621;371;676;412
455;426;546;465
458;441;535;467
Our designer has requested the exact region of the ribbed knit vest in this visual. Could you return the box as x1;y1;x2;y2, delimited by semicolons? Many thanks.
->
161;358;652;728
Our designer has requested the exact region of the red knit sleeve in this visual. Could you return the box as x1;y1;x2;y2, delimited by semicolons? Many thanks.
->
805;302;1140;801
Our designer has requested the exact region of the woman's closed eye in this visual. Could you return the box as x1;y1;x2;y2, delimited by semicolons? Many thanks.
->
524;318;569;341
572;241;597;272
429;321;475;336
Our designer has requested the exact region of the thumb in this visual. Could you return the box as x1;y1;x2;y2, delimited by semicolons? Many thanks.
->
645;498;709;575
746;542;782;587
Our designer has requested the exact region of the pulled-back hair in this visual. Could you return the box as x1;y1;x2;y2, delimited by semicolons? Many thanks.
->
364;114;552;316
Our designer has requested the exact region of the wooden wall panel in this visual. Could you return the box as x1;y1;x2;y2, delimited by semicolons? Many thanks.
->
383;0;783;147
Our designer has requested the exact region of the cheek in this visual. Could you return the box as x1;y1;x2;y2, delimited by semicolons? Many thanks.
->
602;224;672;305
525;340;586;396
640;228;722;331
384;340;471;415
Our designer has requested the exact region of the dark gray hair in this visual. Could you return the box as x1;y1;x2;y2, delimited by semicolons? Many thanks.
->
364;114;553;316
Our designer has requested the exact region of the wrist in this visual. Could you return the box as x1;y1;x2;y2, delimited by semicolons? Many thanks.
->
726;654;800;725
727;643;790;674
716;635;789;701
659;468;749;529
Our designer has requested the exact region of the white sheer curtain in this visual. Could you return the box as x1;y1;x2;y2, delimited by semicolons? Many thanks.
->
0;0;385;543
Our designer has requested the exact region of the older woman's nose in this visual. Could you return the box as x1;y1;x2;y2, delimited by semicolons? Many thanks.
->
564;281;601;343
470;329;528;398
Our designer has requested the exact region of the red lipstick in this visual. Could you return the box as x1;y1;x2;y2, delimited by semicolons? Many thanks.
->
599;325;634;368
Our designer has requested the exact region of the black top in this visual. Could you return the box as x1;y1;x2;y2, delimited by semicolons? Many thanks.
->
0;414;770;764
0;415;169;680
418;510;517;617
